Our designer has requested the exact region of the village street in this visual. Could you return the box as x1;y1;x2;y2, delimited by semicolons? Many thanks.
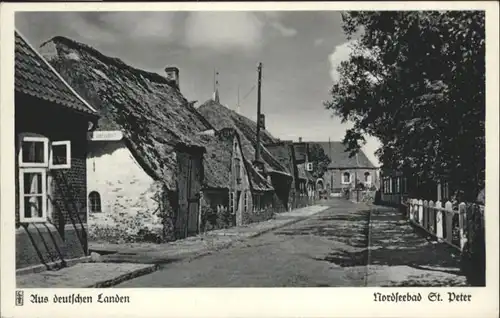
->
115;199;466;287
116;199;370;287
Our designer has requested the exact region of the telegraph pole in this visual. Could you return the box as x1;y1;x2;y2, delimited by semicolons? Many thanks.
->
255;62;263;166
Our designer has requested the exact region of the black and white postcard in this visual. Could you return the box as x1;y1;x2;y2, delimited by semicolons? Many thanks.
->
1;2;498;318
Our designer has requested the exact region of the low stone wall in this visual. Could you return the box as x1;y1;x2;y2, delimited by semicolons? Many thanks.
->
16;223;87;270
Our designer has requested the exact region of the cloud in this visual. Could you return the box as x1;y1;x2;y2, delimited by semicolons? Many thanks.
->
183;12;265;52
269;21;297;37
328;39;380;83
14;12;181;48
314;38;325;47
328;40;356;82
101;12;178;39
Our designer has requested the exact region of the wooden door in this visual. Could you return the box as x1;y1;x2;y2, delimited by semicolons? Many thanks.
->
235;190;242;226
176;152;189;239
186;154;201;236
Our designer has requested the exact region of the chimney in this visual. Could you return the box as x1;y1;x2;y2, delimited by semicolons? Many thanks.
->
298;137;302;142
165;66;180;89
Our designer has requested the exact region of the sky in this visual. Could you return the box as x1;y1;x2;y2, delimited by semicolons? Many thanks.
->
15;11;381;166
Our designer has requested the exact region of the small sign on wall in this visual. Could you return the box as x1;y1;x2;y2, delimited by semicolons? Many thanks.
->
87;131;123;141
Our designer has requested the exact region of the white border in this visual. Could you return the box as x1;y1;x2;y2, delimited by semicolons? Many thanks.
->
1;2;499;318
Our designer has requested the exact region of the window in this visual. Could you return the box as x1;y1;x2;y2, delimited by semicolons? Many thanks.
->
342;172;351;184
17;134;72;223
229;192;234;214
234;158;241;184
252;194;258;212
89;191;102;213
395;178;400;193
19;168;47;222
364;172;372;184
50;140;71;169
243;191;248;212
19;136;49;167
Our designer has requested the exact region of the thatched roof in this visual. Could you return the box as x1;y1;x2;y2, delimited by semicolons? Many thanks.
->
200;134;233;189
310;141;377;169
296;163;315;182
264;141;295;175
39;36;213;189
198;100;291;177
244;159;274;192
202;128;273;192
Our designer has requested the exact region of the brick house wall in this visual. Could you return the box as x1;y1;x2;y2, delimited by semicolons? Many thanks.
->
322;168;379;193
86;137;165;243
15;94;92;269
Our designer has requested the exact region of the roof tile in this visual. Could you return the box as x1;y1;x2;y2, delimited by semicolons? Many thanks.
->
14;31;97;116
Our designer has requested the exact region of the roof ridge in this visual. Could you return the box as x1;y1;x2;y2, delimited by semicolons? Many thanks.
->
45;35;174;86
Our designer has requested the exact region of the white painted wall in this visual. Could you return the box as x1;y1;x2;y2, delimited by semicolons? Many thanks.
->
86;139;163;236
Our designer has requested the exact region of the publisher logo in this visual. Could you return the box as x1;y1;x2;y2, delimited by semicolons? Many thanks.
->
15;290;24;306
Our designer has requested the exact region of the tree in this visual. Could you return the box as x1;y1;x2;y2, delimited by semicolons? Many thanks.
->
324;11;485;201
309;144;331;179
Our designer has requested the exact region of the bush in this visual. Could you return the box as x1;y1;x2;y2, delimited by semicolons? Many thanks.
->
133;227;164;243
460;204;485;286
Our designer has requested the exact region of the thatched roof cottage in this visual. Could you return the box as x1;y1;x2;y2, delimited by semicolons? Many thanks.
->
40;36;214;242
200;128;275;230
198;100;293;211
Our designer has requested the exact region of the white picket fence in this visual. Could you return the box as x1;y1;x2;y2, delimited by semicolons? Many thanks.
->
405;199;484;251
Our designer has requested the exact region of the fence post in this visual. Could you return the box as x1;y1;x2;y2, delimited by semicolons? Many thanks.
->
412;198;418;222
428;200;435;234
418;199;424;225
422;200;429;229
435;201;443;239
444;201;453;244
458;202;467;250
408;199;414;221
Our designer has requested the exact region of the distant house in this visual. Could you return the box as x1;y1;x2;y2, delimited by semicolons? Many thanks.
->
14;31;99;271
198;99;292;212
265;141;313;209
41;36;214;243
309;141;378;195
200;128;274;231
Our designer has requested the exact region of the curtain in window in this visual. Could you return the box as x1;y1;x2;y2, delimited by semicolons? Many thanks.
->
24;172;43;218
